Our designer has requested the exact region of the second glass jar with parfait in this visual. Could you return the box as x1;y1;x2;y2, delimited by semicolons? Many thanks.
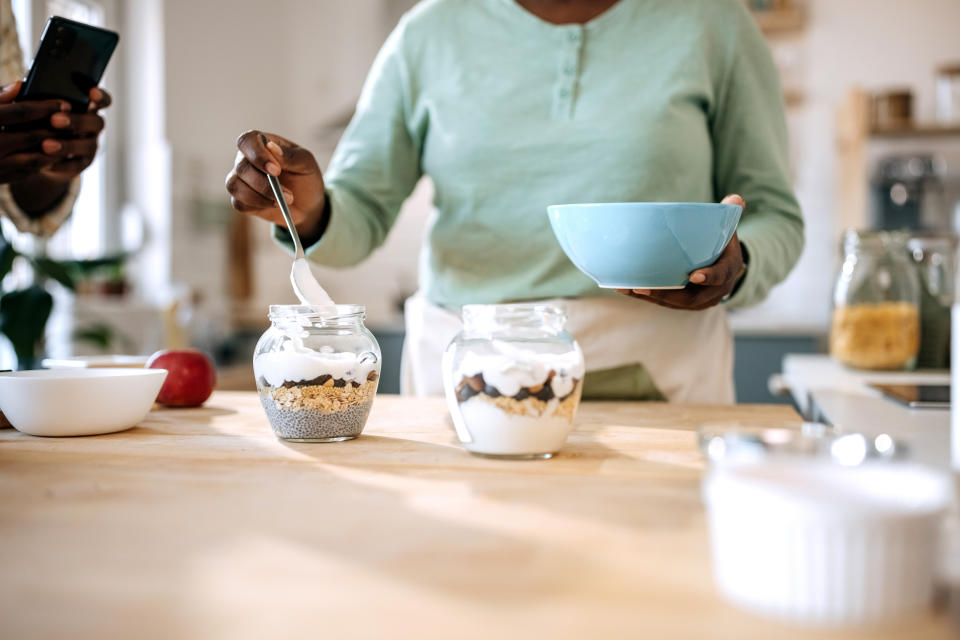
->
830;230;920;370
442;304;585;459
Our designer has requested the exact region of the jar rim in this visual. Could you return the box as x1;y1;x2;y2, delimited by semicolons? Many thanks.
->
460;303;568;334
268;304;365;321
906;232;959;250
461;302;565;318
842;229;909;252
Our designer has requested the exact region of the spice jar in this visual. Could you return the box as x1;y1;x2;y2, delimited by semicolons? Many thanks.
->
442;304;584;459
908;233;957;369
831;231;920;370
253;305;380;442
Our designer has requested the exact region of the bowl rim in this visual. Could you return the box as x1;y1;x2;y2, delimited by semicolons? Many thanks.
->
41;355;150;368
0;368;166;380
547;201;743;210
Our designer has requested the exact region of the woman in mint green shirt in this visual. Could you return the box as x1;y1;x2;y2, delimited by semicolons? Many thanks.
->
226;0;803;403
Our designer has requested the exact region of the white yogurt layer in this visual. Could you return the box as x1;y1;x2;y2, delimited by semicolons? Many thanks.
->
456;397;574;456
456;341;584;398
254;344;377;387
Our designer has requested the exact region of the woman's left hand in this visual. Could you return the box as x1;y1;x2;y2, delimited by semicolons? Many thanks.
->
617;194;746;311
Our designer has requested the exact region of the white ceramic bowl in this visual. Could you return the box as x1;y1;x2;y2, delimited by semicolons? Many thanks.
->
0;368;167;436
703;461;952;627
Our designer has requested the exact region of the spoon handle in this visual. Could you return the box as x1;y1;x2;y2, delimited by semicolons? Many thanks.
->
267;173;305;260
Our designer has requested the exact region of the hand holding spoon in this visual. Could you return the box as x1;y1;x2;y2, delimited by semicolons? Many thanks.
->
262;141;335;309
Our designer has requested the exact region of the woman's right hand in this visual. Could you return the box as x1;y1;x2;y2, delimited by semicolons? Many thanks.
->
0;81;70;184
226;130;327;240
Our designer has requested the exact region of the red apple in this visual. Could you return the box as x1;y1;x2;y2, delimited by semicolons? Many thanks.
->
146;349;217;407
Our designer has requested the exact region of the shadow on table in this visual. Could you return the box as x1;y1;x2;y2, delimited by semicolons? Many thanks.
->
155;405;238;419
273;413;701;536
136;400;704;612
157;440;567;613
131;404;239;436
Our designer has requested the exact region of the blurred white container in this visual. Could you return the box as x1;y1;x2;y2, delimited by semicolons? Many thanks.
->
703;461;951;627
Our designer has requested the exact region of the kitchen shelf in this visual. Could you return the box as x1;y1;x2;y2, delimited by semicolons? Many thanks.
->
869;124;960;139
751;7;805;33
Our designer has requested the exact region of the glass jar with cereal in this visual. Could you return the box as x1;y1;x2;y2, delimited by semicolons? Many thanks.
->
831;231;920;370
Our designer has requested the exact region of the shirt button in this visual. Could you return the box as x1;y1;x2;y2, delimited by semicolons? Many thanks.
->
563;65;576;74
559;89;570;98
567;31;580;43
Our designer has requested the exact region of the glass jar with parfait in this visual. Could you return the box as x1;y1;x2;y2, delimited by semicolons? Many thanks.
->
442;304;584;459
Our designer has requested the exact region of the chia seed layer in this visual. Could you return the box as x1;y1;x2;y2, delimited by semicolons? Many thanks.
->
261;394;373;441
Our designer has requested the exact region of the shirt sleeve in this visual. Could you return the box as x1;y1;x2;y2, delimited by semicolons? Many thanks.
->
277;18;423;267
712;2;804;309
0;1;81;238
0;178;81;237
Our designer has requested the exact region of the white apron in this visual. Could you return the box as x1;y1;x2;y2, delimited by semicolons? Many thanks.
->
400;292;734;404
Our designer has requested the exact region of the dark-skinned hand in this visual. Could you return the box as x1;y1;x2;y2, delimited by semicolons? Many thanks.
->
617;194;747;311
0;82;111;217
226;130;327;241
40;85;111;181
0;81;110;183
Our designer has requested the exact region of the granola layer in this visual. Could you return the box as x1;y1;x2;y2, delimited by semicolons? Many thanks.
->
262;376;378;413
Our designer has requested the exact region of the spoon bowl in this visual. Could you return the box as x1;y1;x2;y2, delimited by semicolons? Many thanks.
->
266;171;335;309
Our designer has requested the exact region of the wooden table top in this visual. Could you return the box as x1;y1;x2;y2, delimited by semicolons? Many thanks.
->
0;393;954;639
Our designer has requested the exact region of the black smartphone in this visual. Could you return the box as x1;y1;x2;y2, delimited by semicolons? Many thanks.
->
17;16;118;113
869;383;951;409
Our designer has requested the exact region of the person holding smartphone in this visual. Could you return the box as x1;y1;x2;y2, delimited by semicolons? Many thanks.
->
0;2;111;237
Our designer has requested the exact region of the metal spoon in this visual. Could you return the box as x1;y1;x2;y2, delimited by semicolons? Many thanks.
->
265;171;335;308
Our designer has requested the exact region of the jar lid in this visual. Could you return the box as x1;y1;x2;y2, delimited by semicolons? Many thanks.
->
841;229;909;255
461;303;567;332
906;231;959;252
268;304;365;324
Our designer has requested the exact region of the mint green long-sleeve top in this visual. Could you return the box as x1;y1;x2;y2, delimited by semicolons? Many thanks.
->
299;0;803;310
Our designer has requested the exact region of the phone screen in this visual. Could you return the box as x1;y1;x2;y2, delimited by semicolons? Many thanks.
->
18;17;118;112
870;384;951;408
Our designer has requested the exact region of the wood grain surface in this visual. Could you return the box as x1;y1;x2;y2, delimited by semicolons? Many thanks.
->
0;393;953;639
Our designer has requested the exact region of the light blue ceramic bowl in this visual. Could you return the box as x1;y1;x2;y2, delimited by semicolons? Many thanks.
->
547;202;743;289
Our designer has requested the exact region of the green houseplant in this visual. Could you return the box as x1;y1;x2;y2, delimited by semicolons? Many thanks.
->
0;231;75;369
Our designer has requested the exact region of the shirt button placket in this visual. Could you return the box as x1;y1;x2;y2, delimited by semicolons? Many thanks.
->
553;26;583;120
